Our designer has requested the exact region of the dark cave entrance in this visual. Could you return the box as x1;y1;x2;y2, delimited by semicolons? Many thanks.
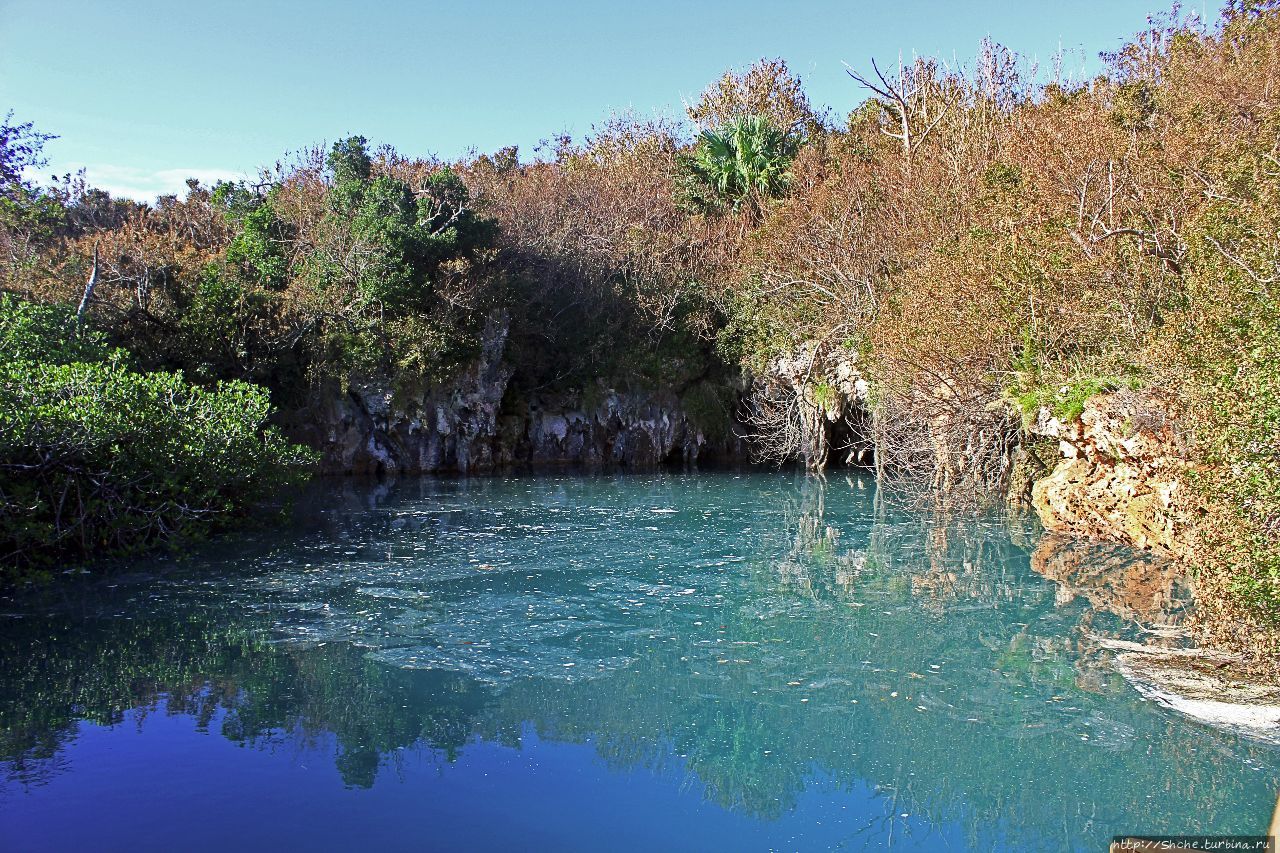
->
824;407;876;470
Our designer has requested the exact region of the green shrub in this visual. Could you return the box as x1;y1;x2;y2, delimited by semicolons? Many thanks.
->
0;294;114;364
0;296;315;576
1010;371;1142;427
224;199;290;290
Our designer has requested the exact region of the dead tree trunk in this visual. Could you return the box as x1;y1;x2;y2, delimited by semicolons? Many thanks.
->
75;243;99;331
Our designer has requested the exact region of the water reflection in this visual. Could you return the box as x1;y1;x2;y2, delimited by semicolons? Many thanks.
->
1030;533;1193;629
0;472;1273;850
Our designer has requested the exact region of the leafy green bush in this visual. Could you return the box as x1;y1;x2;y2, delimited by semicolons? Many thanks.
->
1011;375;1139;426
322;138;497;315
224;198;291;290
0;296;315;576
0;295;114;364
678;115;800;216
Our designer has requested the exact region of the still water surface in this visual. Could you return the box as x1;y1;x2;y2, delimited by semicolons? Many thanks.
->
1;472;1276;851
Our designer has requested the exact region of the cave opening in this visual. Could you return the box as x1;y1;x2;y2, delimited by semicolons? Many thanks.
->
825;409;876;471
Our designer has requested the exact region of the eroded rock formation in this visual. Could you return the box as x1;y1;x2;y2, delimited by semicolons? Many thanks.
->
1031;392;1189;553
286;315;745;475
497;387;722;469
748;343;872;470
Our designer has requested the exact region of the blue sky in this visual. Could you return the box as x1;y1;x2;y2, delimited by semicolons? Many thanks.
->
3;0;1212;200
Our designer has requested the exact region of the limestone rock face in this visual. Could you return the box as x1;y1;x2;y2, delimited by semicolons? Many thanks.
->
498;386;727;469
1031;392;1187;553
289;315;744;475
290;315;513;476
752;343;872;470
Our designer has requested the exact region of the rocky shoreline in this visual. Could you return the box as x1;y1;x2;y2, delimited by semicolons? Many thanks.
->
280;327;1280;734
1025;395;1280;738
1030;391;1189;555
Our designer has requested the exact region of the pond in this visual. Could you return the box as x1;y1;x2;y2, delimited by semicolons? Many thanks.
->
1;471;1275;851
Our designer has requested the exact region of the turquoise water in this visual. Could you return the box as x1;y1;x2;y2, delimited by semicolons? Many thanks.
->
1;471;1276;851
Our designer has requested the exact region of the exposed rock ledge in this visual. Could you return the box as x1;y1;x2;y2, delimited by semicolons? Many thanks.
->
1114;648;1280;743
286;316;745;475
1030;391;1188;553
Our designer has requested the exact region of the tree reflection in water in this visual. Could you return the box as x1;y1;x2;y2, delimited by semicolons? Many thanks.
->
0;472;1272;849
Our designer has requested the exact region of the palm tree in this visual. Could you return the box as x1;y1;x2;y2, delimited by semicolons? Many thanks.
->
680;114;800;218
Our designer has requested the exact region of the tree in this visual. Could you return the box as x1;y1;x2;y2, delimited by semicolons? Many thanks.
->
221;188;291;291
678;115;800;218
0;113;65;291
686;58;826;135
845;57;959;159
0;111;54;201
327;135;373;184
0;294;314;571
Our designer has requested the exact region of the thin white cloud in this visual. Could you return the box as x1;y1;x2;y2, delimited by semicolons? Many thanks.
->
54;164;247;202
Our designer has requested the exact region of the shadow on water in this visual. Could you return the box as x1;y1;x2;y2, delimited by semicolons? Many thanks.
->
0;471;1274;849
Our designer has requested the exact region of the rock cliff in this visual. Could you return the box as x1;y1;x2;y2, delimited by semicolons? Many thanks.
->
747;343;873;470
496;386;729;469
1030;392;1189;553
286;315;745;475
